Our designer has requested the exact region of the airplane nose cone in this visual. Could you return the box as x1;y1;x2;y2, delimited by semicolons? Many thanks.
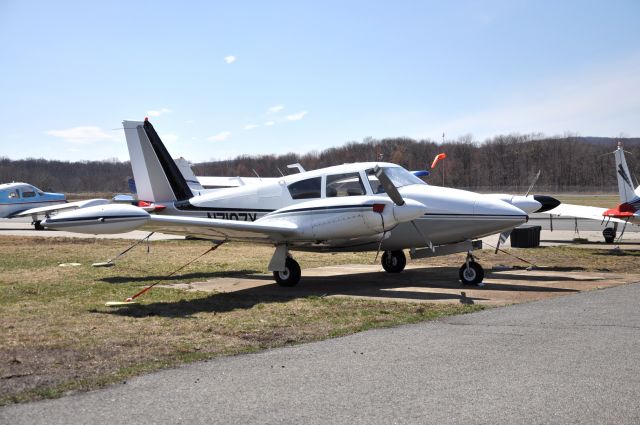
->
392;199;428;223
533;195;561;212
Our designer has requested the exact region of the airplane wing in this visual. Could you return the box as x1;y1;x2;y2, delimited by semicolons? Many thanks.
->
15;199;110;218
545;203;627;224
142;215;298;241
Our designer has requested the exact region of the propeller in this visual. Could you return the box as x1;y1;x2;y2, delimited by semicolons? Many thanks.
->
371;166;432;262
494;170;539;253
373;165;405;206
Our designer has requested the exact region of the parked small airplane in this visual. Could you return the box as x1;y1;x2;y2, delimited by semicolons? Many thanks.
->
0;182;67;229
546;142;639;242
38;118;535;287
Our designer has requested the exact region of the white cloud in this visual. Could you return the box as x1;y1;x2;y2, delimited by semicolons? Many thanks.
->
263;121;275;127
147;107;171;117
286;111;308;121
207;131;232;141
45;126;116;144
224;55;237;64
244;124;259;130
268;104;284;113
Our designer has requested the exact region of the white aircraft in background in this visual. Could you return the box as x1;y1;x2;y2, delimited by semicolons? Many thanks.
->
41;119;552;287
546;142;640;242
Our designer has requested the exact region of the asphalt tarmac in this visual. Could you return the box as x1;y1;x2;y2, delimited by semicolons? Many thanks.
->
2;281;639;424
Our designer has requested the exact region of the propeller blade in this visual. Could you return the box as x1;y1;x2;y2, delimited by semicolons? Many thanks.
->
495;230;511;254
524;170;541;197
373;165;405;206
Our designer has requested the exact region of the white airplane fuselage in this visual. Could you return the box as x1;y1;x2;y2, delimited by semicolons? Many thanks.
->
156;162;528;252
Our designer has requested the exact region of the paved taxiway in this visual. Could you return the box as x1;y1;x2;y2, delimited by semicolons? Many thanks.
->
2;282;640;424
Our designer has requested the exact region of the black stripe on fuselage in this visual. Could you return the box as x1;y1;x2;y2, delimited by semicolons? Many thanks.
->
45;215;147;223
174;201;274;213
143;120;193;201
266;204;373;217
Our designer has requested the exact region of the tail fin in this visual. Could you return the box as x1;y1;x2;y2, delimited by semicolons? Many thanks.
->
123;119;193;202
614;142;637;204
174;157;205;193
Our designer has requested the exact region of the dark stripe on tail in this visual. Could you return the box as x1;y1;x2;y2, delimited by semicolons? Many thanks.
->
142;119;193;201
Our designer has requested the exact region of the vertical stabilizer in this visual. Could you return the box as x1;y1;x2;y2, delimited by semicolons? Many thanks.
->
614;143;637;204
175;157;205;194
123;119;193;202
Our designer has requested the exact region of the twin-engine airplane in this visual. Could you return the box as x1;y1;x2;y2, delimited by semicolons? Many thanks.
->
546;142;640;242
42;119;538;286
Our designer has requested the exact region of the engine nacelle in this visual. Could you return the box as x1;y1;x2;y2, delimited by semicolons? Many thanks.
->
41;204;150;234
258;196;427;241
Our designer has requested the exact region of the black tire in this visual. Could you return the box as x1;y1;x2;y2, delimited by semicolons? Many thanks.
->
603;227;616;244
459;261;485;286
33;220;44;231
273;257;301;287
381;250;406;273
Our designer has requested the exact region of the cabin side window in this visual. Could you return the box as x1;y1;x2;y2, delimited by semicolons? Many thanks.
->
8;190;19;199
22;190;37;198
326;173;366;197
287;177;322;199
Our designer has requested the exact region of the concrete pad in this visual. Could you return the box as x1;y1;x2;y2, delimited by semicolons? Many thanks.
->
159;264;640;306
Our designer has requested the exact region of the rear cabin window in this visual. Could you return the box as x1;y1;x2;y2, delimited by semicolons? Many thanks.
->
288;177;321;199
326;173;366;197
22;191;37;198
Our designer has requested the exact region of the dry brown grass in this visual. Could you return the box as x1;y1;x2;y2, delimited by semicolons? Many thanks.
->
0;236;479;405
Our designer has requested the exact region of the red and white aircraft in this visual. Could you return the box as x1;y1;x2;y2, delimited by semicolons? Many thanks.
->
546;142;640;242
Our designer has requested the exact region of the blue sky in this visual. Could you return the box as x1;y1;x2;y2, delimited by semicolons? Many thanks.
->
1;0;639;162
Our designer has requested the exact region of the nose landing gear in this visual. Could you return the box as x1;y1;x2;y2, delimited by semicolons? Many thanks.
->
381;250;407;273
459;251;485;286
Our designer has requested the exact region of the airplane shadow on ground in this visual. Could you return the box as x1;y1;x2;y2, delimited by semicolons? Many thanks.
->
100;270;270;284
99;266;583;318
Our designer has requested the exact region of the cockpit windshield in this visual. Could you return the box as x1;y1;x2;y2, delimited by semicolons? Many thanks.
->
366;167;426;194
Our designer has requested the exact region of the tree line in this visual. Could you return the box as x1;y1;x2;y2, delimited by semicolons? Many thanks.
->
1;135;639;194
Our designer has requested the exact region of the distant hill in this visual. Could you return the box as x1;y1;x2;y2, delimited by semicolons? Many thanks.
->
1;135;639;193
578;137;640;146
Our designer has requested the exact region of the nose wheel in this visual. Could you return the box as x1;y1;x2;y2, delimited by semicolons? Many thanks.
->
459;252;485;286
273;257;301;287
381;250;406;273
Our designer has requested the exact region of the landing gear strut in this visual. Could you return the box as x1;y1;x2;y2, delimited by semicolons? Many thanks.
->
459;251;485;286
273;257;301;287
381;250;406;273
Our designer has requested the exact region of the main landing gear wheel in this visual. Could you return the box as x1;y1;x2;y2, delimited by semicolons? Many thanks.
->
459;261;485;286
381;250;406;273
273;257;301;287
602;227;616;244
33;220;44;231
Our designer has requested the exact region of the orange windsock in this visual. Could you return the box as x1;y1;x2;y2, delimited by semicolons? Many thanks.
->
431;153;447;169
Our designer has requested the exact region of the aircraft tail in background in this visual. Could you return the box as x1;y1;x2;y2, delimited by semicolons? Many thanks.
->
614;142;640;206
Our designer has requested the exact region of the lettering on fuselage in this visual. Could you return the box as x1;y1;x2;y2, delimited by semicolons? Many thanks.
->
206;212;258;221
